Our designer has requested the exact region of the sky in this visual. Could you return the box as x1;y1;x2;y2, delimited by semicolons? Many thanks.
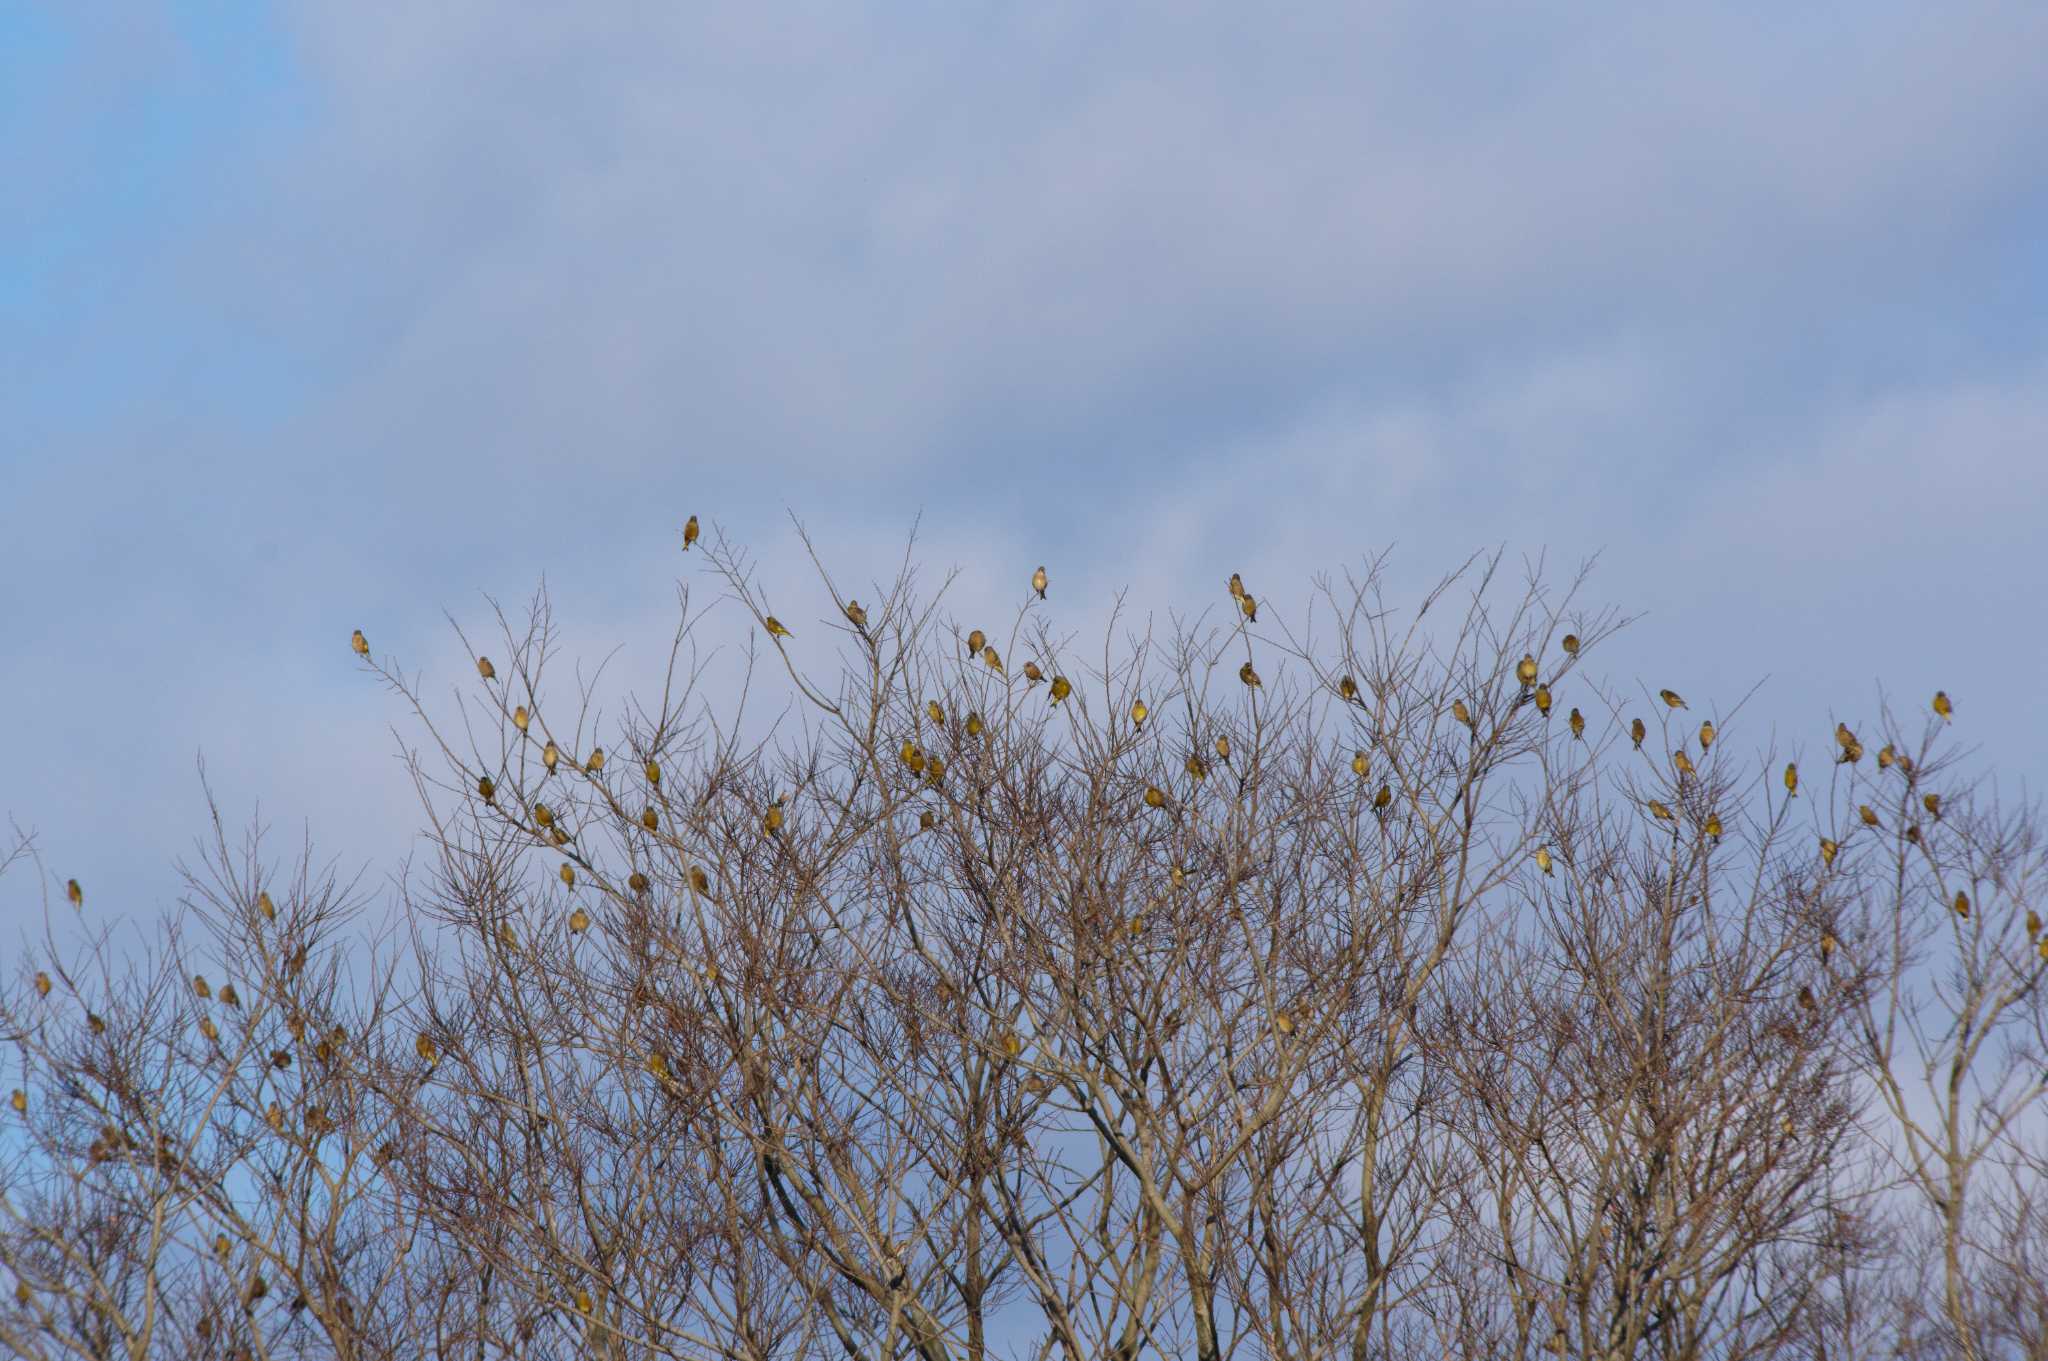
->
4;0;2046;935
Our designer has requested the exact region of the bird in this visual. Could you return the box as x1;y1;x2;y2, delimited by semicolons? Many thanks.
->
586;748;605;772
1022;661;1045;684
764;616;792;639
1229;573;1245;600
258;891;276;920
1631;717;1646;749
1535;846;1553;875
1569;708;1586;740
416;1033;436;1064
2027;909;2042;939
1131;699;1148;726
542;742;559;774
1699;721;1715;751
1144;786;1166;809
533;803;554;828
845;600;869;632
351;629;369;658
66;879;82;910
1214;734;1231;761
984;646;1004;674
1953;891;1970;920
10;1090;24;1114
645;759;662;786
1032;565;1048;599
1516;655;1539;687
1923;793;1942;819
1351;750;1369;779
1373;784;1392;813
965;712;984;737
1338;675;1361;703
1674;749;1695;778
1819;837;1838;866
219;984;239;1007
559;863;575;888
1533;686;1552;716
1932;690;1952;721
628;871;649;894
193;975;210;999
1859;805;1879;827
513;706;530;732
1562;634;1581;657
1821;932;1837;965
641;807;658;831
688;865;710;895
568;907;590;934
1240;594;1257;623
763;797;785;836
1784;763;1799;797
967;628;986;654
34;972;50;997
1274;1010;1296;1037
1049;675;1073;704
1799;985;1817;1013
683;515;699;550
477;656;496;681
928;699;945;726
1453;700;1473;729
1648;800;1675;823
1660;689;1687;710
1186;754;1208;781
1240;661;1262;689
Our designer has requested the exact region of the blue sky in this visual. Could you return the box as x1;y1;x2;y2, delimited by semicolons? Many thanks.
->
4;1;2046;930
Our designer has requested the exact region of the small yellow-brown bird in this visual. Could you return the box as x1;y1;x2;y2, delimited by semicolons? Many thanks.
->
193;974;211;999
477;656;496;681
474;771;495;802
628;871;649;894
1535;845;1553;875
1859;804;1879;827
1131;699;1148;726
1674;749;1695;778
542;741;560;773
1821;932;1837;964
1214;734;1231;760
568;906;590;934
1049;675;1073;704
2026;909;2041;939
845;600;868;631
10;1089;25;1114
1648;800;1675;823
559;862;575;888
351;629;369;658
1022;661;1044;684
1932;690;1952;721
34;971;51;997
1239;594;1257;623
967;628;986;654
87;1012;106;1035
1561;633;1581;656
1240;661;1261;689
919;808;935;831
1631;717;1646;749
513;705;530;732
1032;565;1048;599
1453;699;1473;729
1877;744;1895;769
1923;792;1942;819
1953;890;1970;919
219;983;239;1007
1784;763;1799;797
1374;783;1392;812
763;797;785;836
688;865;710;895
1569;707;1585;740
683;515;699;550
1229;572;1245;600
1660;689;1686;710
1819;837;1838;866
965;712;984;737
1351;750;1369;778
764;616;792;639
257;891;275;920
642;807;658;831
1274;1010;1296;1037
1516;654;1539;686
66;879;82;910
1798;985;1817;1013
533;803;554;828
1534;686;1552;716
984;645;1004;674
1338;675;1360;703
1186;754;1208;781
1699;720;1715;751
1144;785;1166;809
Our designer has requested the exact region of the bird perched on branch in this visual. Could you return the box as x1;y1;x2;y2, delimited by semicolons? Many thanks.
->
1032;565;1048;599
